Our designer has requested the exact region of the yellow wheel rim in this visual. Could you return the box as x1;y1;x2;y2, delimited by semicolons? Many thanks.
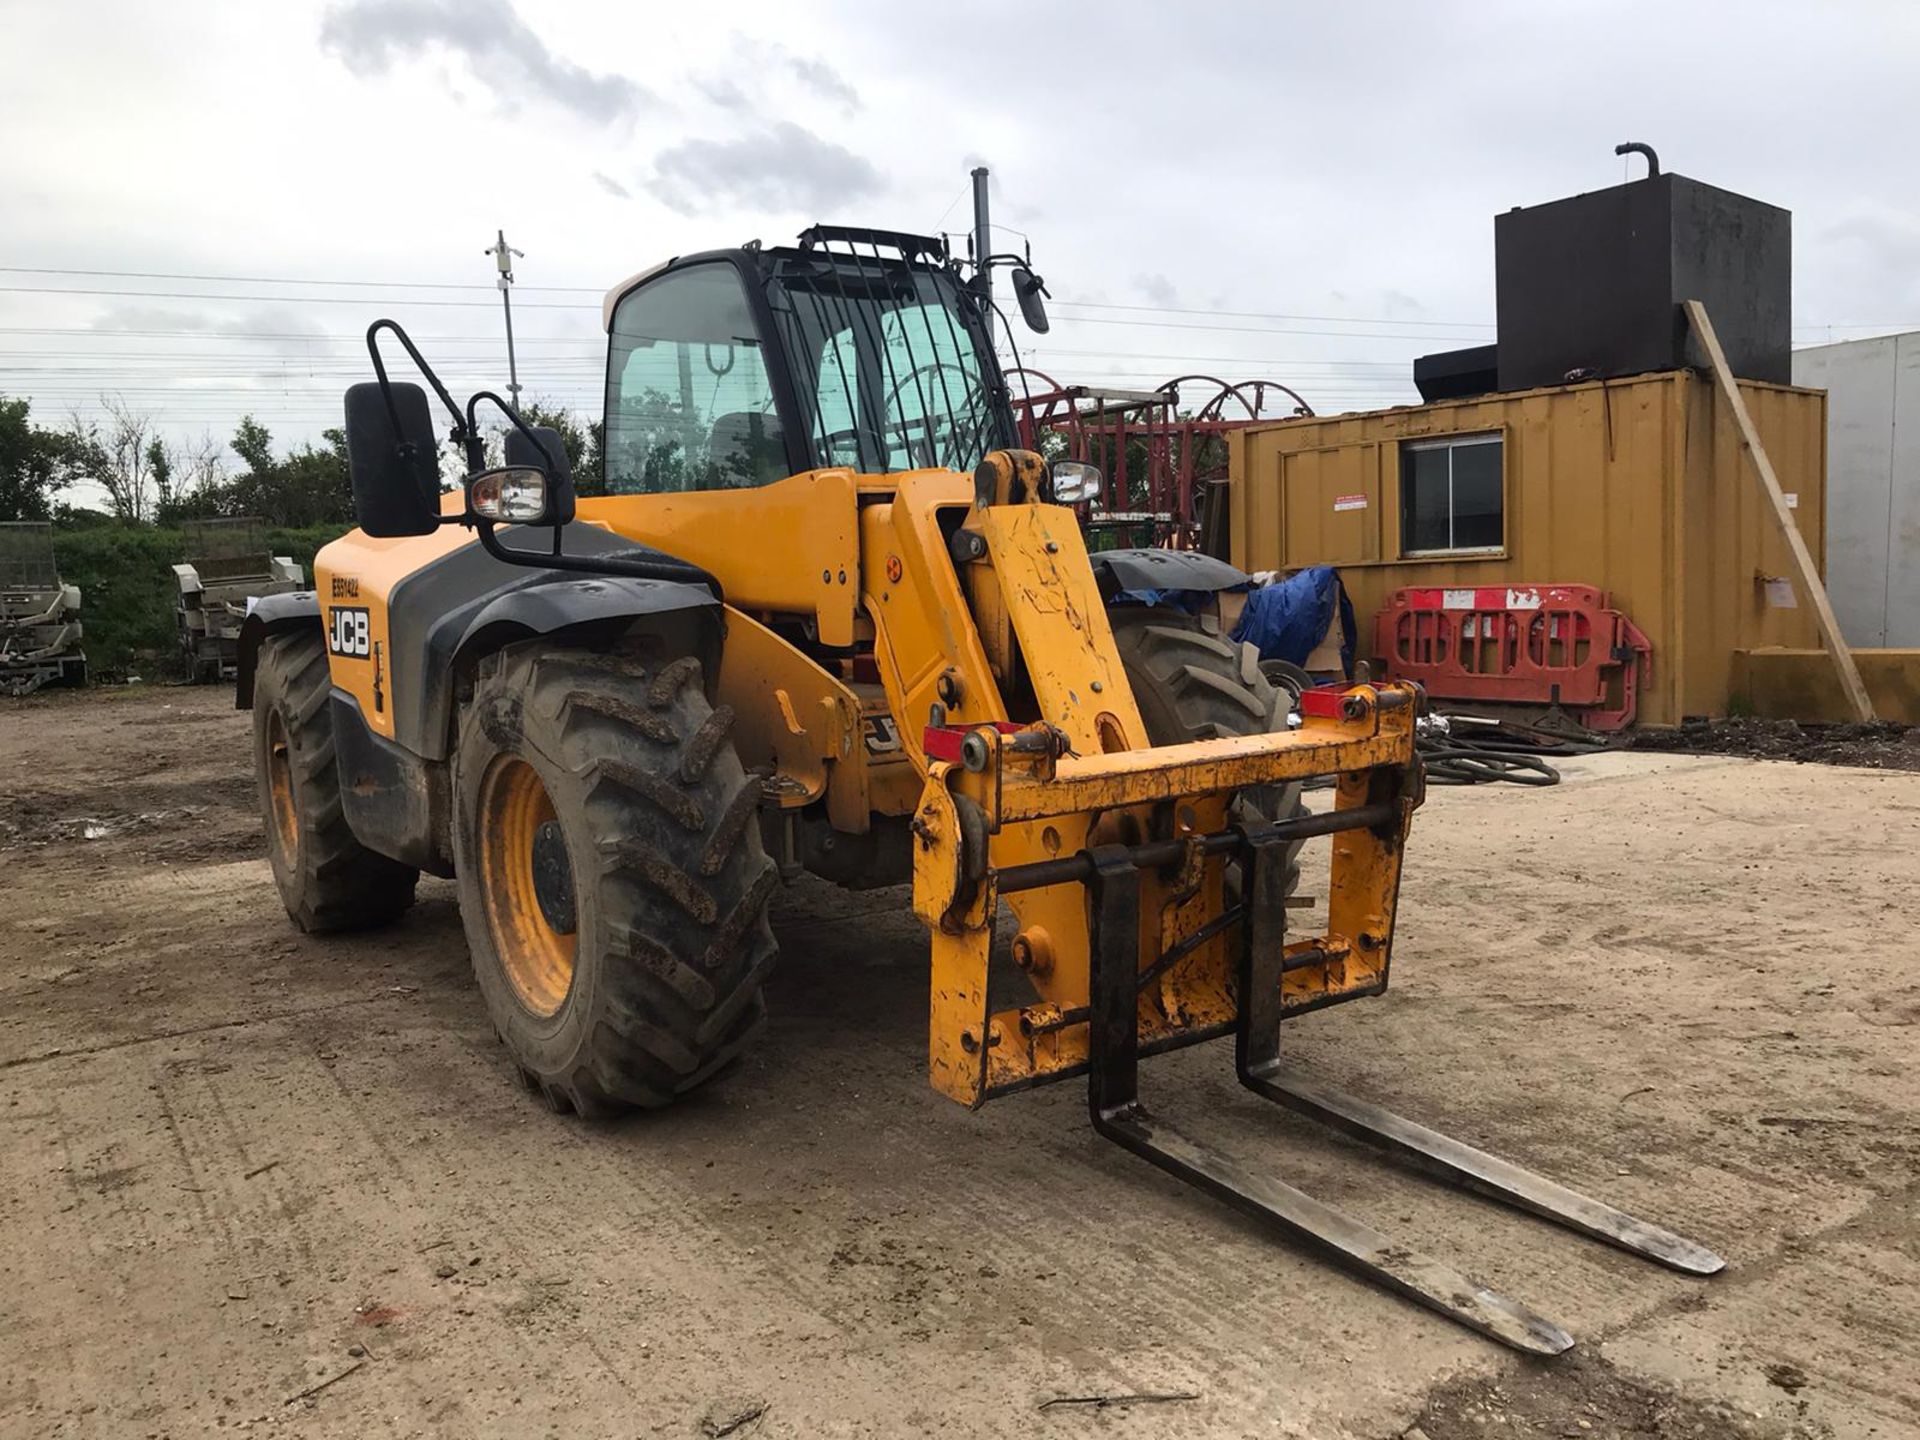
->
477;756;577;1017
265;707;298;860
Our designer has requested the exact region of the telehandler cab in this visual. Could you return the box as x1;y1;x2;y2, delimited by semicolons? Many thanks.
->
239;226;1719;1352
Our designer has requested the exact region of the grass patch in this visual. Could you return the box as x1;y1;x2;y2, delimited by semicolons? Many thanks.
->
53;522;348;679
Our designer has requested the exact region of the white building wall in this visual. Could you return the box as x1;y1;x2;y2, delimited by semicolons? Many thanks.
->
1793;332;1920;647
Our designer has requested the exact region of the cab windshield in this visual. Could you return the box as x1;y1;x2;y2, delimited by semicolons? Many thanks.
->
763;235;1013;475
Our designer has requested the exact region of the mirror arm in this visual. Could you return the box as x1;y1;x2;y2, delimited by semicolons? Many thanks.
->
367;320;469;451
472;518;726;604
467;390;563;474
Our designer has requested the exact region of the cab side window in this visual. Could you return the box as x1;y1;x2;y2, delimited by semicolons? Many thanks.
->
604;264;788;494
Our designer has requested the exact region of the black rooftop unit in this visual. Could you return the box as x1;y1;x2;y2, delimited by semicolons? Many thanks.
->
1412;344;1499;402
1493;171;1789;393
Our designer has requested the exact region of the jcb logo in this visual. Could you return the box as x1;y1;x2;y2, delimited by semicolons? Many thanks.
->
328;606;371;659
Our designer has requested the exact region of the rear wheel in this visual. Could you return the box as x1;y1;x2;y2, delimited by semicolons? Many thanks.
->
1109;607;1305;891
451;643;778;1116
252;630;419;932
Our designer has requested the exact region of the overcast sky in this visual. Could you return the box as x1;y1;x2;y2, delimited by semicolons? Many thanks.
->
4;0;1919;484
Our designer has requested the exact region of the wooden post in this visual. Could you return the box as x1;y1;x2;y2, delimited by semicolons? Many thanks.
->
1683;299;1875;722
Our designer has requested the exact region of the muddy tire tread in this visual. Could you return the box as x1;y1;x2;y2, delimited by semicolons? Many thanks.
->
1109;608;1305;887
457;645;777;1115
254;631;418;933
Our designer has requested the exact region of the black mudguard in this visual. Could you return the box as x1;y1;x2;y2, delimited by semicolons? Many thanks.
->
387;531;723;761
1088;548;1251;601
234;591;322;709
452;575;719;679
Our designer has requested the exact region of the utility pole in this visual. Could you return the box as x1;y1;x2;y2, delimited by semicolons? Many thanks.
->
485;229;525;404
970;166;991;304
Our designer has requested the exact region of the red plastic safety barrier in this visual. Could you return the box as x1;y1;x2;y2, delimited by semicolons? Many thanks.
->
1373;584;1651;731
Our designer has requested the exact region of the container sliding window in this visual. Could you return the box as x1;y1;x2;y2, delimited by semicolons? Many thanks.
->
1401;434;1503;555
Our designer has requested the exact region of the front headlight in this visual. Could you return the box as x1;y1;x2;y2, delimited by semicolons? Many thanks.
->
1048;460;1102;505
467;466;551;523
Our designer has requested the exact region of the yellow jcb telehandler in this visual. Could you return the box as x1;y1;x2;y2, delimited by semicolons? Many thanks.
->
238;226;1718;1353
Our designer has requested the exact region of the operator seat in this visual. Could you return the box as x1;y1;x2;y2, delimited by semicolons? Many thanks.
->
708;411;788;488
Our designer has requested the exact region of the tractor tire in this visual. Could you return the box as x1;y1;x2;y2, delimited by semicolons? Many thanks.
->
450;643;778;1116
1109;607;1305;891
252;630;419;933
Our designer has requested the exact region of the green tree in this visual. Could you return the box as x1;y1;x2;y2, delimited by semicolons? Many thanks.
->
146;436;174;512
65;396;159;523
222;416;354;527
581;418;605;497
231;415;276;478
497;399;605;496
514;400;588;472
153;431;231;525
480;401;599;503
0;395;76;521
131;416;357;528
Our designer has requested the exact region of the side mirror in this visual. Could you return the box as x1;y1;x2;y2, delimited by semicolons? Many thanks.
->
1011;265;1050;334
343;381;441;537
467;466;558;525
1047;460;1102;505
503;424;578;526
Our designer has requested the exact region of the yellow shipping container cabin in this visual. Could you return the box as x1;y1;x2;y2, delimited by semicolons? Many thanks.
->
1224;369;1829;727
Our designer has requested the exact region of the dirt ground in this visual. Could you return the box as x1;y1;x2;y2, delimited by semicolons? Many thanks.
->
2;685;1917;1440
1629;716;1920;773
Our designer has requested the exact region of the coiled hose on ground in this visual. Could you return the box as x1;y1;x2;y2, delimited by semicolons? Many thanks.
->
1418;715;1608;786
1258;661;1609;789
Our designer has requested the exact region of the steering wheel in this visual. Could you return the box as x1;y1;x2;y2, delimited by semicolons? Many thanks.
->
883;362;977;423
819;425;884;466
881;364;991;469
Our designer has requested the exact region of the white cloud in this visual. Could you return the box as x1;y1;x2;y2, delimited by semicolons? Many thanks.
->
320;0;651;125
649;123;884;219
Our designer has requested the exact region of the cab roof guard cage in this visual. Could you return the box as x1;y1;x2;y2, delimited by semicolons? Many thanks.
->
794;225;953;265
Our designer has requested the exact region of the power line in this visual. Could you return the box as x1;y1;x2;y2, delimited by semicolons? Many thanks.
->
1045;314;1487;341
0;326;596;343
0;362;606;376
4;264;1909;333
1;356;1399;379
1047;299;1487;328
0;265;1481;326
0;285;1489;341
1;290;1490;344
1019;347;1409;370
0;265;601;295
0;285;582;310
0;341;1409;371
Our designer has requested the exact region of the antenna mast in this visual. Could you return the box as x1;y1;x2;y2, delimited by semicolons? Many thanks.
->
485;229;526;404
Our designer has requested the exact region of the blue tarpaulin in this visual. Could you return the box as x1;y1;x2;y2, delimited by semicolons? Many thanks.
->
1229;566;1357;676
1108;587;1214;614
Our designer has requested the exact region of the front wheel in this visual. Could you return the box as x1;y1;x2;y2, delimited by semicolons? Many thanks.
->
451;643;779;1116
1109;607;1305;893
252;630;418;932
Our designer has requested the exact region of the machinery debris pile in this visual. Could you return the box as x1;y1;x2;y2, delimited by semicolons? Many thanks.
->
173;518;304;682
0;521;85;697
